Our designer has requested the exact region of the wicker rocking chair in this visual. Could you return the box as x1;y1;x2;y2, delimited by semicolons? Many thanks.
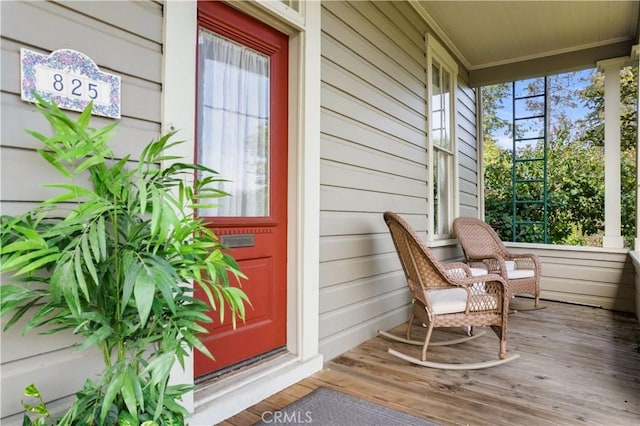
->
379;211;518;370
453;217;542;309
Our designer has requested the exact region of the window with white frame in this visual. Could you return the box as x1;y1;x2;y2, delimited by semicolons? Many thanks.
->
427;34;458;240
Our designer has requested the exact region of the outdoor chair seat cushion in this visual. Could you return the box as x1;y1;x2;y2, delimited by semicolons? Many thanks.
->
470;263;534;280
426;288;497;314
470;267;489;276
507;269;535;279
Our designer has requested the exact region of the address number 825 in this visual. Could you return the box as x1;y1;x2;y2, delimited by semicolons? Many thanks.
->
52;73;99;100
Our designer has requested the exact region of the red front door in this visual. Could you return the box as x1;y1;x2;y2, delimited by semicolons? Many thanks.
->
194;1;288;377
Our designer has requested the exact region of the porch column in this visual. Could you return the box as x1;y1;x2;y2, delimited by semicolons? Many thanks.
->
633;46;640;251
597;58;626;249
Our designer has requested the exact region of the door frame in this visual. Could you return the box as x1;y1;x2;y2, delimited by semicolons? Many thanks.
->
161;0;322;422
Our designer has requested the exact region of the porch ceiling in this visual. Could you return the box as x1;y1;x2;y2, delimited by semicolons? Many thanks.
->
411;1;640;87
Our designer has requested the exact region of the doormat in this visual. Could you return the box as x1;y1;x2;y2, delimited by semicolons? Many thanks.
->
254;386;438;425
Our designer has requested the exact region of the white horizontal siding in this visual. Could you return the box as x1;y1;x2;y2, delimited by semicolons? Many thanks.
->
321;34;425;115
393;0;431;37
321;5;424;99
508;244;635;312
321;161;426;198
322;83;426;147
320;211;388;237
319;1;432;362
322;58;425;131
0;306;82;363
320;234;395;263
1;347;104;422
322;109;426;169
320;252;402;289
320;186;427;214
319;285;410;339
1;94;159;158
372;1;425;50
322;1;424;83
319;271;407;313
1;147;93;202
1;0;162;83
52;0;164;43
0;0;163;421
321;135;426;182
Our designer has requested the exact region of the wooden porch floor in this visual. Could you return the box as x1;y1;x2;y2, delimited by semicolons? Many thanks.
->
220;300;640;426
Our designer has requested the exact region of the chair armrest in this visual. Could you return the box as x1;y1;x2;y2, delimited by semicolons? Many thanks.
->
446;272;507;292
465;256;505;275
504;252;541;271
461;273;507;313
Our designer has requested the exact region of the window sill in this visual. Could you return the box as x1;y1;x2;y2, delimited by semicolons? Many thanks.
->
427;238;458;248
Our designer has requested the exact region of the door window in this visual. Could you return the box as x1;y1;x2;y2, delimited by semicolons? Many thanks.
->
197;30;270;217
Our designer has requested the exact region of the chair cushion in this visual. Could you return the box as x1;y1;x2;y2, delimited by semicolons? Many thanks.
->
507;269;535;279
427;288;468;314
471;262;534;279
469;267;488;276
426;288;497;314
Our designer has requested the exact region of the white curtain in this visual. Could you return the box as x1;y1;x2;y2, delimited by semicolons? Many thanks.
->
197;29;270;217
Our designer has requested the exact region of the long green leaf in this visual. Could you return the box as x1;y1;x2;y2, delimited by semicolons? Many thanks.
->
0;239;47;255
41;184;95;204
120;251;138;313
122;366;143;416
97;216;107;260
0;285;39;318
15;252;61;276
74;155;104;174
142;352;175;387
76;101;93;130
182;330;214;360
101;370;124;424
25;303;60;332
133;263;156;327
77;323;113;350
81;235;99;286
152;263;177;314
74;250;90;301
1;247;56;273
150;187;161;240
3;297;42;332
137;178;148;213
51;260;80;315
36;148;73;178
88;221;101;263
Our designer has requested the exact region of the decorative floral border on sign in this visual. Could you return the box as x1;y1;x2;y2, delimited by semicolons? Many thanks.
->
20;48;121;119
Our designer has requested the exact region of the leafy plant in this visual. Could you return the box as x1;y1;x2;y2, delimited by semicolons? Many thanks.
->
22;384;51;426
1;96;249;424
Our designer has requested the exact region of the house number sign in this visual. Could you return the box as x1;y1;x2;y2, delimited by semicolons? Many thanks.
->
20;48;121;119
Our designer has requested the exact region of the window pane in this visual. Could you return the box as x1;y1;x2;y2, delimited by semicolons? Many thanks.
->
433;149;451;235
442;69;451;150
279;0;299;12
197;29;270;217
432;60;451;151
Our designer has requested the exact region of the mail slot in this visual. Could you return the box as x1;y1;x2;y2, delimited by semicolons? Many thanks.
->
221;234;255;248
